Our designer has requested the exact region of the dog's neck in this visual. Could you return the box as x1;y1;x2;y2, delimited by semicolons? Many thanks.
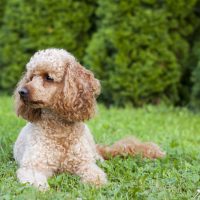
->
41;108;75;126
36;108;84;138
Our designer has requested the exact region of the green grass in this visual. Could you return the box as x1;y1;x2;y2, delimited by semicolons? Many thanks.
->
0;96;200;199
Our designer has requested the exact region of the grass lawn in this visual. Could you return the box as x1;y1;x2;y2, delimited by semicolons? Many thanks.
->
0;95;200;199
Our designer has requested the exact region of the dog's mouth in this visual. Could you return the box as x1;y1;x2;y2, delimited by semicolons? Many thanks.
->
21;98;44;107
30;100;44;105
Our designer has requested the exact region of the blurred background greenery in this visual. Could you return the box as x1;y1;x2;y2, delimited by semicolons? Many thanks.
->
1;0;200;109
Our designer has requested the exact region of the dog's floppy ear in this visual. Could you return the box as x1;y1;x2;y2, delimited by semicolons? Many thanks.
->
55;62;101;122
14;73;41;122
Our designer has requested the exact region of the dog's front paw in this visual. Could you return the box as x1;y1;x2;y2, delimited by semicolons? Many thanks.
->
82;171;107;186
78;163;107;186
17;168;49;191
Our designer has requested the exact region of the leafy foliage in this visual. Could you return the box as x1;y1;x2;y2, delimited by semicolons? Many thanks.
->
0;0;200;107
84;0;198;106
0;0;6;26
0;0;95;90
191;38;200;110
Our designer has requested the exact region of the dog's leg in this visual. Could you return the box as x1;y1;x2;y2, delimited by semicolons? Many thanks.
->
76;163;107;186
17;167;53;191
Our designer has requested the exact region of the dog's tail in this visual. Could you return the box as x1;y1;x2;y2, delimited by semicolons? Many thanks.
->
96;137;165;160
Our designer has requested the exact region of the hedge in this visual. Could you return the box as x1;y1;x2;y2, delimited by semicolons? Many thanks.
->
1;0;200;108
191;35;200;110
84;0;199;106
0;0;96;90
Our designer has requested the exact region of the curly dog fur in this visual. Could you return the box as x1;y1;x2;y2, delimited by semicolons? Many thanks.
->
14;48;165;190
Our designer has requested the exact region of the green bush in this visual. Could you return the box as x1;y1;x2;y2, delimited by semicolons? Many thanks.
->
190;35;200;110
0;0;200;107
0;0;96;91
84;0;198;106
162;0;200;107
0;0;6;26
191;62;200;110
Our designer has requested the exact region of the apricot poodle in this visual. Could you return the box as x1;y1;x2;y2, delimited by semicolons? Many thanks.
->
14;48;165;190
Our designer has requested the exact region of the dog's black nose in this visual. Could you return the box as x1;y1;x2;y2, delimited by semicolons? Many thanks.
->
18;88;29;98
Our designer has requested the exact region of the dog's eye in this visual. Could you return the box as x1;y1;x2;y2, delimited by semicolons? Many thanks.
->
45;75;54;82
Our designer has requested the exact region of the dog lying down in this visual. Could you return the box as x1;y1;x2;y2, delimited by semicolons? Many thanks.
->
14;48;165;190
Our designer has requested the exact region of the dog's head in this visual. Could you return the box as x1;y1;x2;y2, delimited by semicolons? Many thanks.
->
14;48;100;122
